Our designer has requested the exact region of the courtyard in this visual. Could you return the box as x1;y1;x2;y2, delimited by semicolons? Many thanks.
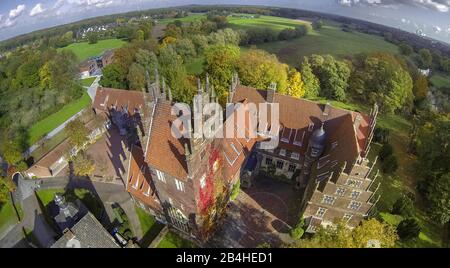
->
210;176;303;248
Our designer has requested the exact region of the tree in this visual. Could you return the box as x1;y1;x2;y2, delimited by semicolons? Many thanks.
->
312;19;324;30
204;45;240;104
134;29;145;42
87;32;98;44
392;195;415;217
349;53;413;113
237;49;289;94
308;54;350;101
397;218;421;240
72;152;95;177
399;43;413;56
174;38;197;62
381;154;398;174
378;143;393;161
299;58;320;98
100;63;128;89
127;63;146;90
0;176;16;204
285;68;305;98
290;219;305;239
413;74;428;102
352;218;398;248
418;48;432;69
292;219;397;248
158;46;194;103
1;140;22;165
65;118;88;149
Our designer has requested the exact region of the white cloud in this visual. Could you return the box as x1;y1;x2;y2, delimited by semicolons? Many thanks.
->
9;4;26;19
337;0;450;12
0;18;16;29
30;3;46;17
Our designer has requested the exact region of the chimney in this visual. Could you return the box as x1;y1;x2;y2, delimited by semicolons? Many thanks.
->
266;82;277;103
323;102;331;117
354;114;362;132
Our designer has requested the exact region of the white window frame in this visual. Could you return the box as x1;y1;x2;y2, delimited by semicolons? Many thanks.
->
335;187;346;197
316;207;327;218
291;152;300;160
199;174;206;189
346;179;362;188
175;179;185;192
156;170;166;183
279;149;286;156
350;190;361;199
343;213;353;222
322;195;336;205
348;201;362;210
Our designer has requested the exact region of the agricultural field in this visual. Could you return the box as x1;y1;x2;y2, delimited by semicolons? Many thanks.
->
58;38;126;62
28;91;91;145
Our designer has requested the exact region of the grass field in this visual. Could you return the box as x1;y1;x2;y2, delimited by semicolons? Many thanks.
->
80;77;96;87
156;231;196;248
430;72;450;94
0;199;19;235
157;13;206;25
59;39;126;62
135;206;164;247
28;91;91;145
255;24;399;65
228;14;308;32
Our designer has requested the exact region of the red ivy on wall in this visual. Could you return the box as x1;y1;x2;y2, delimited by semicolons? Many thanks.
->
198;145;221;214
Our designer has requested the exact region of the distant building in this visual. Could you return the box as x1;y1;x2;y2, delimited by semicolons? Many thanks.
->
51;212;120;248
78;50;115;79
418;68;431;77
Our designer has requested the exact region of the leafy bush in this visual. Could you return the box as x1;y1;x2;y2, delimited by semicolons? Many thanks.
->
230;179;240;201
379;143;394;161
392;195;415;217
290;218;305;239
381;154;398;174
397;218;421;240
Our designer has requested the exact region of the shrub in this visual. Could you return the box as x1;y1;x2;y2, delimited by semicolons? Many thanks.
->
392;195;415;217
381;154;398;174
397;218;421;240
379;143;394;161
290;219;305;239
230;179;240;201
373;127;390;144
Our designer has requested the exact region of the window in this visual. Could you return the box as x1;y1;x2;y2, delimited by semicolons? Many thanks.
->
291;152;300;160
335;187;346;197
308;123;314;131
279;149;286;156
348;201;362;210
322;195;336;205
288;164;296;172
346;179;362;188
350;190;361;199
200;174;206;189
168;197;173;205
316;207;327;218
156;170;166;183
276;160;284;169
265;157;273;166
175;179;185;192
343;213;353;222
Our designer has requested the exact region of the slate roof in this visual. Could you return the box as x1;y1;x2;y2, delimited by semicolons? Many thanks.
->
51;212;120;248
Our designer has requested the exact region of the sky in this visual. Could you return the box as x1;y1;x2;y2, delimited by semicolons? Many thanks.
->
1;0;450;44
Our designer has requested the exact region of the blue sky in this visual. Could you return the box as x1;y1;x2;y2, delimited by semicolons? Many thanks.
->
1;0;450;44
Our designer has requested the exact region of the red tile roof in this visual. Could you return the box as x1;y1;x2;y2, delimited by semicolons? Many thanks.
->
92;87;148;116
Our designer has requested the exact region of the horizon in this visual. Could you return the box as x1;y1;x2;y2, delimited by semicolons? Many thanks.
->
0;1;450;44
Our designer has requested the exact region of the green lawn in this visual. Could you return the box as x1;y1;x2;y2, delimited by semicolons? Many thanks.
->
135;206;164;247
80;77;96;87
255;24;399;66
430;72;450;94
59;39;126;62
228;14;309;32
156;231;196;248
0;199;19;235
28;91;91;145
